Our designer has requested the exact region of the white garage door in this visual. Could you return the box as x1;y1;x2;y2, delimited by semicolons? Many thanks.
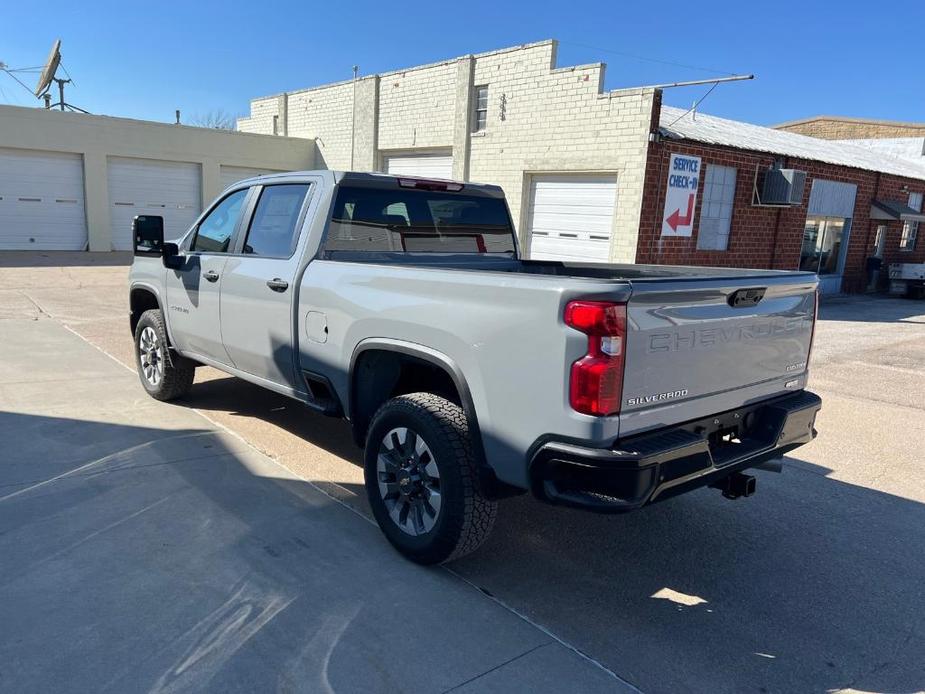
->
220;165;285;191
108;157;201;250
0;148;87;250
384;152;454;179
526;175;618;263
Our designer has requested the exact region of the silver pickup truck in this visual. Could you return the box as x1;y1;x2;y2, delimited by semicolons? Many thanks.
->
129;171;821;564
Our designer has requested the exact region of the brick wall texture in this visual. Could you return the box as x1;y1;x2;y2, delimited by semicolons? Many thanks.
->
776;119;925;140
637;139;925;292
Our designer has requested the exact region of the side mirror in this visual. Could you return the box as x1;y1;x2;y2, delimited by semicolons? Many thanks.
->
132;215;164;256
162;242;182;270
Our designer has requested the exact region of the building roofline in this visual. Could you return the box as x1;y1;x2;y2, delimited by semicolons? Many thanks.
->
0;103;309;143
246;40;559;103
660;106;925;182
773;115;925;130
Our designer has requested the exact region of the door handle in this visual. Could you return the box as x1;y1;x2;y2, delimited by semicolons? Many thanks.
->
203;270;220;282
266;278;289;292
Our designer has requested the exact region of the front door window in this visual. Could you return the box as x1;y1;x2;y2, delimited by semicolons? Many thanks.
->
190;188;248;253
800;216;848;275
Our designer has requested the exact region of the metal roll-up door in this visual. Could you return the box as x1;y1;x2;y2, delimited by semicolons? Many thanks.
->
0;148;87;250
107;157;201;250
526;175;618;263
384;152;454;179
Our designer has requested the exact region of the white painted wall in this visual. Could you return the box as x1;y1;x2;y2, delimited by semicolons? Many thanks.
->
0;105;316;251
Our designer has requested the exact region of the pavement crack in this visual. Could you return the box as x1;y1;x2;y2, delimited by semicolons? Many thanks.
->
443;566;643;692
439;642;552;693
17;290;52;319
837;625;919;693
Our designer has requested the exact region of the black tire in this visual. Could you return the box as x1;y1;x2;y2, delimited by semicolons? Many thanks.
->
364;393;498;565
133;309;195;401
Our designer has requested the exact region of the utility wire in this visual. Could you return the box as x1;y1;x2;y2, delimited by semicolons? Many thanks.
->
558;40;739;77
1;68;36;95
666;81;720;127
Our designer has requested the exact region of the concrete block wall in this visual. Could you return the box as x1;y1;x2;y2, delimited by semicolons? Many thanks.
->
237;40;658;263
467;42;656;262
239;97;280;136
377;61;457;153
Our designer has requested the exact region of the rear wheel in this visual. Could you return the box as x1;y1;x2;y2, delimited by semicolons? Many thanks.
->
364;393;497;564
134;309;195;401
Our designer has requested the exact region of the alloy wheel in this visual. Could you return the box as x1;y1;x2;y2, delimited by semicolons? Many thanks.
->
376;427;442;536
139;326;164;386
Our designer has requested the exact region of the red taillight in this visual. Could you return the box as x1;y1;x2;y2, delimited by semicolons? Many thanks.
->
565;300;626;416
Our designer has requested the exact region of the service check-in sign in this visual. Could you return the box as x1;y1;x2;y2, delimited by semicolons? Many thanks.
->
661;153;701;237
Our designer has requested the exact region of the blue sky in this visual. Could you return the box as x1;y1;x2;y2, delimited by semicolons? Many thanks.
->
2;0;923;127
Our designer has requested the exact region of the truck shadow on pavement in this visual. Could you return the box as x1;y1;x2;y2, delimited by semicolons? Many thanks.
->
819;295;925;324
186;374;362;464
2;410;618;694
175;373;925;693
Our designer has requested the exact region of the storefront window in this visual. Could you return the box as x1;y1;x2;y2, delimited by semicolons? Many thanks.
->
800;216;848;275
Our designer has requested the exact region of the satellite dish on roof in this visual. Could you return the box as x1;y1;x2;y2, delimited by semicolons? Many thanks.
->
34;39;61;97
31;40;88;113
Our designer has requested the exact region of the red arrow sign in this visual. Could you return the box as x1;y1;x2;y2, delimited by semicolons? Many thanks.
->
666;194;695;232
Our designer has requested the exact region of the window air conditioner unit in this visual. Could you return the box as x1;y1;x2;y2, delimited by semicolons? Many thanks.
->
757;168;806;206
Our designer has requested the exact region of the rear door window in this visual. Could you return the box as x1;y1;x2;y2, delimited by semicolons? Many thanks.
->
242;184;310;257
325;185;516;254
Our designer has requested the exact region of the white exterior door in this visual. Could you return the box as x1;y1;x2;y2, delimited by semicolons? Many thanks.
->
220;166;284;191
384;152;454;179
107;157;201;250
0;148;87;250
526;175;618;263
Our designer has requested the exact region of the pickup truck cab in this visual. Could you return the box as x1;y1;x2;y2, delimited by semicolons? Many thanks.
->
129;171;821;564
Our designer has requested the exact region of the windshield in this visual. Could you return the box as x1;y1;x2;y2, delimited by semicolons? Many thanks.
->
325;185;516;255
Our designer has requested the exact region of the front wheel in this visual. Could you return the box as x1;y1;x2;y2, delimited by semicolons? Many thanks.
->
364;393;497;565
134;309;195;401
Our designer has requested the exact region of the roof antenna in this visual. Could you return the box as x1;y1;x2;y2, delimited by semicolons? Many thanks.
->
691;100;697;120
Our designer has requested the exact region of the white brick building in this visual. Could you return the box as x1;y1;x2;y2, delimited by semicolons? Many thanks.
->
238;40;657;263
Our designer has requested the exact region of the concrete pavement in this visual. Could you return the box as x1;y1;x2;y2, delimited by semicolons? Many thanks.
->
0;300;625;691
2;252;924;693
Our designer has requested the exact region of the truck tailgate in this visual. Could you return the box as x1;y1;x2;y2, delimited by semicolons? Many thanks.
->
621;274;817;426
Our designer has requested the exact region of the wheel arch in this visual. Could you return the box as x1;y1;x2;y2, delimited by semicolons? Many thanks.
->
348;339;484;458
129;282;176;346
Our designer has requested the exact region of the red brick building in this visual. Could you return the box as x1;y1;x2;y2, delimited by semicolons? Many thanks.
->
638;102;925;294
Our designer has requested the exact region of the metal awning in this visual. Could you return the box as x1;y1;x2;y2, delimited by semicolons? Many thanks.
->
871;199;925;222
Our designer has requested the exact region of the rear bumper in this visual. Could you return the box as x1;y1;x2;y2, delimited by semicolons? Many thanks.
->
529;390;821;513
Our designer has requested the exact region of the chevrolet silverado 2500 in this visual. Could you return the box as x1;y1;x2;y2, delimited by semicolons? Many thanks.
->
128;171;821;564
